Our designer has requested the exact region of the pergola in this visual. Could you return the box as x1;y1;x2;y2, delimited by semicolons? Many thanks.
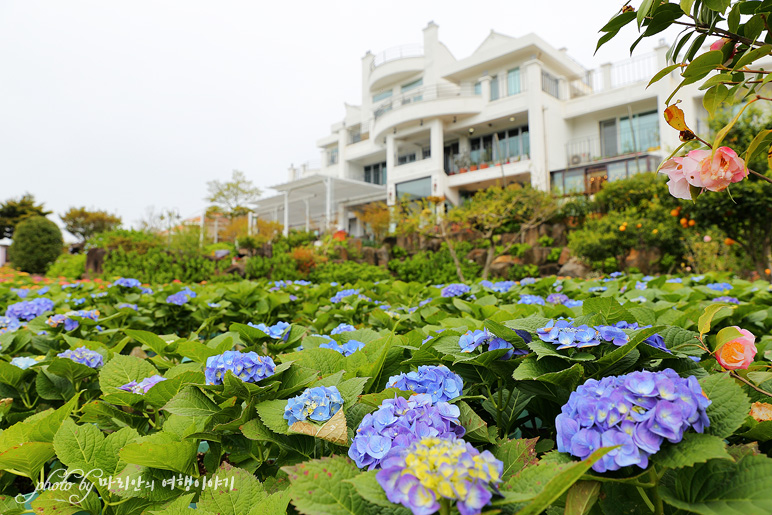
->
252;175;387;236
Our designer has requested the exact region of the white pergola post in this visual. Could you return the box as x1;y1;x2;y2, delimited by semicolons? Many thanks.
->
303;198;310;232
283;190;290;237
325;177;332;232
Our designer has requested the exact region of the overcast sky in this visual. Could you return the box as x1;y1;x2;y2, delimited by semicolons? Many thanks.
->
0;0;675;237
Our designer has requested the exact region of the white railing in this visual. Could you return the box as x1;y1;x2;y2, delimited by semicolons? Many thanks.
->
371;44;424;69
372;83;478;120
569;52;658;98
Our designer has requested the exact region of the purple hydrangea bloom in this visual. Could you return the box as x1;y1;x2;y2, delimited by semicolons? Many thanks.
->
564;299;584;308
386;365;463;403
519;277;537;285
204;351;276;385
46;310;100;332
713;296;740;304
348;394;465;470
113;277;142;289
538;319;599;349
330;289;360;303
6;297;55;321
118;374;167;394
588;286;607;293
609;272;624;278
0;316;21;335
58;347;103;368
635;281;648;290
459;328;529;360
376;436;503;515
319;339;365;356
330;323;356;335
556;369;710;472
667;277;683;283
283;385;343;426
117;303;138;311
11;288;28;299
546;293;569;305
518;294;545;305
441;283;470;298
248;321;290;340
166;287;196;306
707;282;732;292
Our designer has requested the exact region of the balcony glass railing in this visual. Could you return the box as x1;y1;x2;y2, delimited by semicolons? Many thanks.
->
565;124;660;166
373;84;478;120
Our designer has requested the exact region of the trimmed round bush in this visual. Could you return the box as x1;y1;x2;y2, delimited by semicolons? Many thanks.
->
8;216;63;273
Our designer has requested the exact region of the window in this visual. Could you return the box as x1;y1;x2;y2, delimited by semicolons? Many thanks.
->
507;68;521;96
600;119;617;157
474;81;482;95
364;162;387;185
541;71;559;98
397;153;417;165
444;142;460;173
401;78;423;92
619;111;659;154
468;126;530;164
564;170;585;194
327;147;338;165
490;75;499;101
372;90;393;103
395;177;431;200
551;171;564;195
607;161;627;182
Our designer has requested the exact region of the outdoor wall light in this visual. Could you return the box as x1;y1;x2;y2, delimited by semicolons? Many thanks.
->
453;116;457;123
468;128;475;134
509;117;515;122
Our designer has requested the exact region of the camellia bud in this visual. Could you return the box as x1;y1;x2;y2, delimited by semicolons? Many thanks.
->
715;327;756;370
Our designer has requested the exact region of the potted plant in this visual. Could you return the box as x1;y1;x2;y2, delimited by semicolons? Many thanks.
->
479;149;492;169
454;153;470;174
470;160;479;172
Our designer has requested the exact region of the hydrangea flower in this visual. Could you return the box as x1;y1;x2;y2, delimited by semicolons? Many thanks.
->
556;369;711;472
5;298;55;321
386;365;463;403
419;298;433;307
117;303;139;311
518;294;545;305
707;282;732;292
118;374;167;394
58;347;104;368
537;320;600;349
691;275;705;282
248;321;290;340
113;277;142;288
46;310;100;332
204;351;276;385
11;288;29;299
546;293;569;305
11;356;38;369
458;329;529;360
330;289;360;303
565;299;584;308
588;286;607;293
609;272;624;278
440;283;470;298
519;277;537;285
480;280;516;293
0;316;21;335
713;296;740;305
641;275;655;282
319;339;365;356
635;281;648;290
330;323;356;335
630;296;648;303
349;394;465;470
283;385;343;426
666;277;683;283
166;287;196;305
377;436;503;515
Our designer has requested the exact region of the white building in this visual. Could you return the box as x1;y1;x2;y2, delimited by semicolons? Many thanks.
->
255;22;711;236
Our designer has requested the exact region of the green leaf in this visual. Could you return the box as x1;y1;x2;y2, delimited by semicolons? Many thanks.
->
698;303;735;336
247;490;294;515
162;386;221;418
255;399;293;435
119;431;198;476
99;354;159;396
680;0;696;14
198;462;267;515
715;326;745;350
0;360;26;388
492;438;539;481
703;84;730;118
144;370;205;408
700;372;751;439
95;426;141;476
582;297;634;324
514;358;584;391
283;456;368;515
703;0;731;13
174;340;220;363
30;488;101;515
593;326;663;377
125;329;170;356
346;470;411;513
53;418;103;471
358;388;412;408
682;51;724;79
47;356;98;384
458;400;495;443
0;441;55;478
660;454;772;514
744;129;772;164
565;480;601;515
648;64;681;87
732;44;772;71
713;100;759;150
653;432;732;469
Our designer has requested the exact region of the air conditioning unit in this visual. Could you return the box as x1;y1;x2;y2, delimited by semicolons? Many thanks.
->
570;154;582;166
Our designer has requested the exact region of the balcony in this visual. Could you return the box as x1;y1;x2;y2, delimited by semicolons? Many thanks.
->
369;44;424;90
447;159;531;188
371;84;483;141
569;52;658;98
565;132;660;168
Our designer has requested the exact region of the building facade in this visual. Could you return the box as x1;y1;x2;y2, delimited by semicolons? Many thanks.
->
257;23;712;236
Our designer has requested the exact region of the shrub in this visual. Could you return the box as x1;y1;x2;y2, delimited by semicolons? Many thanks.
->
388;242;481;283
8;216;63;273
87;229;160;254
309;261;392;284
103;247;229;283
45;253;86;280
245;253;300;281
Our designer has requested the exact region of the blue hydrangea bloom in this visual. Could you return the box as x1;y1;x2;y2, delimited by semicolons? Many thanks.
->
440;283;470;298
707;282;732;292
387;365;463;403
166;287;196;305
635;281;648;290
481;280;516;293
330;289;360;303
713;296;740;304
205;351;276;385
459;328;529;359
518;294;545;305
113;278;142;288
6;298;55;321
519;277;537;285
72;298;86;306
418;298;433;307
118;374;167;394
631;296;648;303
348;394;465;470
248;321;290;340
58;347;103;368
538;320;599;349
45;310;99;332
609;272;624;278
11;356;38;369
283;385;343;426
11;288;28;299
319;339;365;356
117;303;138;311
0;316;21;335
666;277;683;283
690;275;705;282
565;299;584;308
546;293;569;304
330;323;356;335
556;369;711;472
140;287;154;295
588;286;607;293
641;275;655;282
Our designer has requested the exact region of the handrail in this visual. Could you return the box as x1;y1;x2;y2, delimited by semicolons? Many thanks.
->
372;83;479;119
371;44;424;69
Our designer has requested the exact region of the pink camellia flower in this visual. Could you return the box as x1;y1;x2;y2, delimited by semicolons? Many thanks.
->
715;327;756;370
703;235;712;243
659;156;691;199
697;147;748;191
710;38;732;52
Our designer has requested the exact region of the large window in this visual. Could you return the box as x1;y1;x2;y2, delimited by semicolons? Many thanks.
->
395;177;431;200
474;81;482;95
490;75;499;101
364;162;387;185
541;71;559;98
372;90;393;103
470;126;529;164
327;147;338;166
619;111;659;154
401;78;423;92
507;68;521;96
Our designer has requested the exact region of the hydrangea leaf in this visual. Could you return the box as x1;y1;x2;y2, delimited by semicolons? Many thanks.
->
53;418;103;471
289;407;348;446
458;400;496;443
36;369;75;401
337;377;370;409
161;386;221;418
255;399;294;435
174;340;220;363
197;462;267;515
230;322;270;346
0;441;55;479
148;493;215;515
592;326;663;377
99;354;159;396
47;356;98;383
346;470;411;512
144;371;205;408
283;456;369;515
482;388;533;435
652;432;732;469
700;372;751;439
0;495;26;515
0;360;27;388
283;348;346;376
247;490;294;515
27;392;81;443
30;488;101;515
358;388;412;408
514;358;584;390
95;426;141;477
492;438;539;481
564;480;601;515
118;432;198;476
581;297;635;324
659;454;772;514
125;329;171;356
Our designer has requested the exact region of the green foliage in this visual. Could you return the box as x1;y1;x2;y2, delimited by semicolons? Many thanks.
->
0;194;50;239
245;254;300;281
205;170;262;218
45;253;86;280
8;216;63;274
88;229;162;253
309;261;391;284
388;242;481;283
103;247;230;283
60;207;122;242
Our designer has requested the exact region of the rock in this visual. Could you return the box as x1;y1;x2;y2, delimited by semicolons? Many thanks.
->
624;248;662;274
558;247;571;265
85;248;107;275
334;245;348;261
465;248;488;268
551;223;568;247
490;255;520;278
523;247;551;266
376;246;390;267
362;247;377;266
492;254;522;265
350;238;363;253
523;227;540;247
224;262;246;277
558;257;590;278
539;263;560;276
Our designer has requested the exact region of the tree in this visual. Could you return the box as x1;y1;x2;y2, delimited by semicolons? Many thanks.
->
355;202;390;243
60;207;122;242
8;216;63;273
449;184;557;279
0;194;51;239
205;170;262;219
